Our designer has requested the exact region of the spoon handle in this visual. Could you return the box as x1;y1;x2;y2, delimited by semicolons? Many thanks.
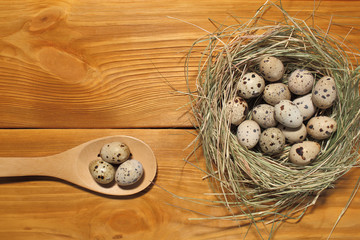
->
0;156;57;177
0;150;77;180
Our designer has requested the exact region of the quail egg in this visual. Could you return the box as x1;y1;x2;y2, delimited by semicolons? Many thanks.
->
252;104;277;128
225;96;248;125
289;141;321;166
274;100;303;128
278;123;307;143
89;159;116;184
115;159;144;186
306;116;337;140
312;76;337;109
259;56;285;82
237;72;265;99
236;120;261;149
293;94;317;121
263;83;291;106
259;127;286;155
100;142;131;164
288;69;314;95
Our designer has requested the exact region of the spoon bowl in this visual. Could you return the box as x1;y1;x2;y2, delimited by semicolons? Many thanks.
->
0;135;157;196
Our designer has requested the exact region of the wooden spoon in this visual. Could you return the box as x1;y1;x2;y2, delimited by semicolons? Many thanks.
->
0;135;157;196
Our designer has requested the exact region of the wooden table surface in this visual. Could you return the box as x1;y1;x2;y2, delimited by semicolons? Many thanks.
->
0;0;359;239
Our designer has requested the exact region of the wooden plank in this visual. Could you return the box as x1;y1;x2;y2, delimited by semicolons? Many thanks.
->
0;129;359;239
0;0;359;128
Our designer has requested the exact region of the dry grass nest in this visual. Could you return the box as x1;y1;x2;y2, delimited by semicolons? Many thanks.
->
185;2;360;225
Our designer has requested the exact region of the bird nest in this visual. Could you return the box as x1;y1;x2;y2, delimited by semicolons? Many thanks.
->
185;1;360;227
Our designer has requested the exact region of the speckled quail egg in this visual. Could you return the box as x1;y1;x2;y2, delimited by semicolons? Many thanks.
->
252;104;277;128
225;96;248;125
288;69;314;95
263;83;291;106
289;141;321;166
274;100;303;128
312;76;337;109
259;127;285;155
236;120;261;149
89;159;116;184
100;142;130;164
115;159;144;187
237;72;265;99
278;123;307;143
307;116;337;140
293;94;317;121
259;56;285;82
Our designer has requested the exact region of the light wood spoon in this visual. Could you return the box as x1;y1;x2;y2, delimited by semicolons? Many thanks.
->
0;135;157;196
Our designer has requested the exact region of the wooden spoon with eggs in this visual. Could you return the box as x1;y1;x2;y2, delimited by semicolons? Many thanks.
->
0;136;157;196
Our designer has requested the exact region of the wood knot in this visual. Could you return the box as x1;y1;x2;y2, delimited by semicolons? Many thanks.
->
38;47;88;83
28;7;65;32
112;234;123;239
108;209;150;234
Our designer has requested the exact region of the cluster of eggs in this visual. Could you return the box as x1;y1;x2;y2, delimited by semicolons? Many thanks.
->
89;142;144;186
226;56;337;166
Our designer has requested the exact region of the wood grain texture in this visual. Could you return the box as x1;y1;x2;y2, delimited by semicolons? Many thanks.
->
0;1;360;239
0;129;359;240
0;0;359;128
